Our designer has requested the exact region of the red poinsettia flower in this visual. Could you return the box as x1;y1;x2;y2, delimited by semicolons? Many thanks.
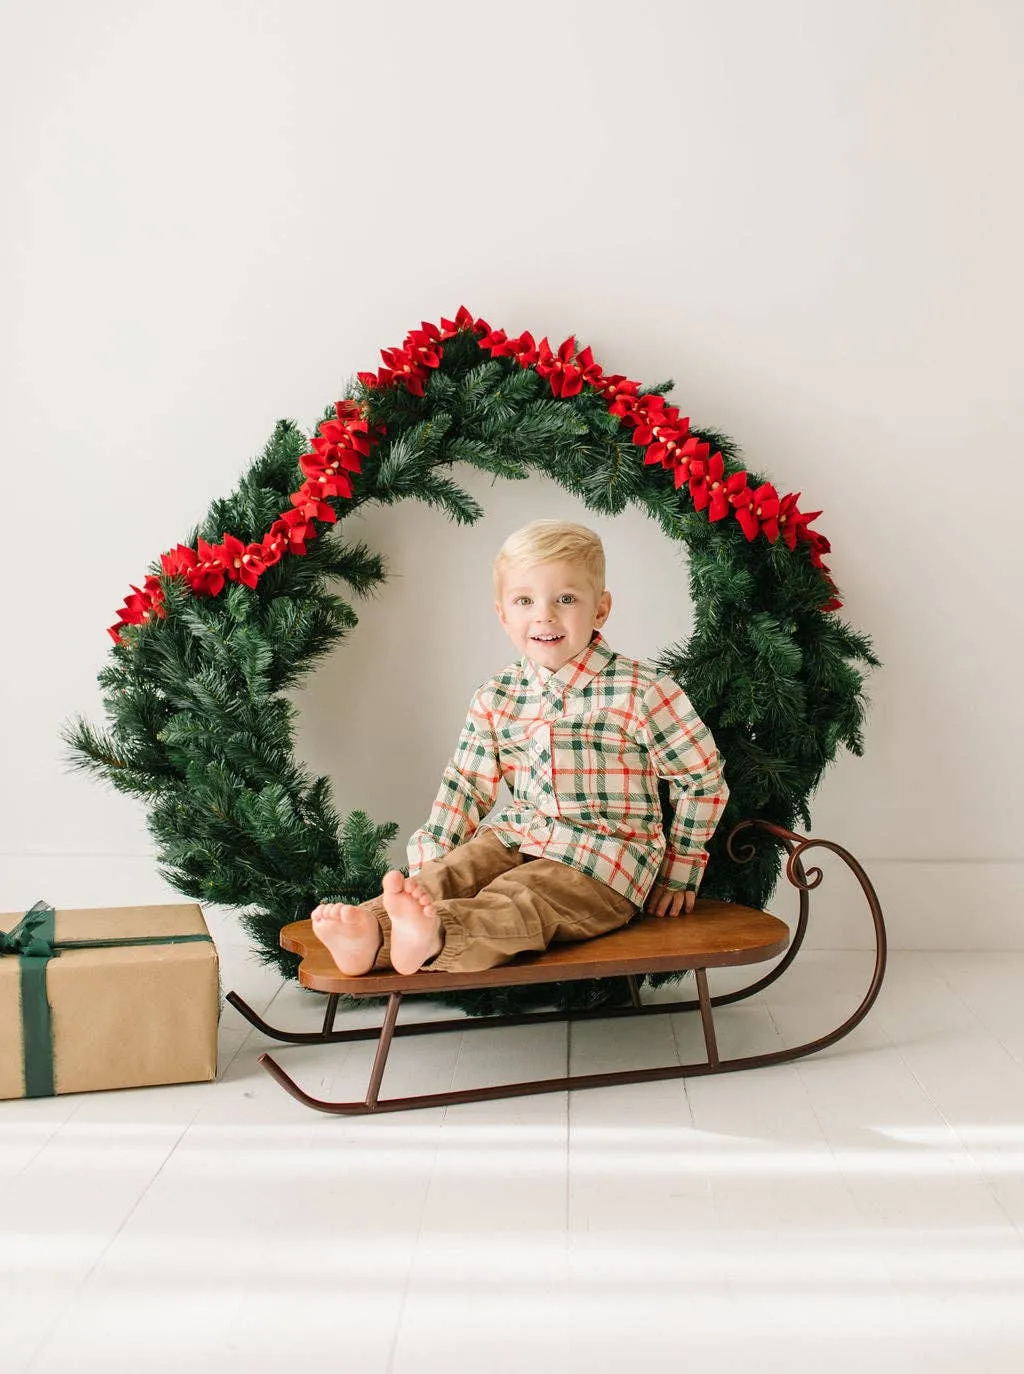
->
574;345;604;389
511;332;541;367
732;481;781;542
220;533;269;590
401;367;428;397
320;421;370;455
688;451;738;520
160;543;198;579
270;510;318;557
321;468;354;499
187;540;228;597
720;472;752;520
303;436;364;479
645;427;693;470
477;325;508;352
415;319;442;343
491;331;540;368
290;479;340;523
127;578;165;621
630;398;676;445
403;324;442;370
594;374;640;408
633;402;691;470
638;418;685;466
333;396;385;447
535;336;584;398
260;526;288;567
321;470;355;499
775;492;819;550
804;528;831;571
603;380;647;426
379;343;430;397
356;367;395;390
109;577;166;641
112;594;144;629
670;437;712;490
439;305;477;338
315;409;370;451
302;409;369;486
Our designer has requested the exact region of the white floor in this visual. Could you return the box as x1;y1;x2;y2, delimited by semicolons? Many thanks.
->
3;930;1024;1373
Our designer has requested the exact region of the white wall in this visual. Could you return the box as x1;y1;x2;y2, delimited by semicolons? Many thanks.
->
2;0;1021;949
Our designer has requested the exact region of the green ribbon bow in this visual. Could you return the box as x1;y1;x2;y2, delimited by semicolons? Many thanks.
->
0;900;56;959
2;900;212;1099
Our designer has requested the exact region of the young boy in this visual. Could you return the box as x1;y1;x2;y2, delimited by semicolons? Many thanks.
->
311;520;729;977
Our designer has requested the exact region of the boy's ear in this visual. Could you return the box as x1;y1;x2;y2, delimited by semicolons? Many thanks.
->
595;589;612;627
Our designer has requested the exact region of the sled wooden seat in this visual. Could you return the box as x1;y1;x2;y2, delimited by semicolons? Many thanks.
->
226;820;887;1116
279;899;790;998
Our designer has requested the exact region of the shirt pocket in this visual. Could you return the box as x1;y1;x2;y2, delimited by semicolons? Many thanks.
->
550;716;626;809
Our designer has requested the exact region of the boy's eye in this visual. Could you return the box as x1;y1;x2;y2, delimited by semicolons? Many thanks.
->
514;596;532;606
558;594;576;605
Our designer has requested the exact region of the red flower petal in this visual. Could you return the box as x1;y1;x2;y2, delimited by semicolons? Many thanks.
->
560;368;583;398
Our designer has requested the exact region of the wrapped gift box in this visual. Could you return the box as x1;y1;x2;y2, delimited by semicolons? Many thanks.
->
0;901;219;1100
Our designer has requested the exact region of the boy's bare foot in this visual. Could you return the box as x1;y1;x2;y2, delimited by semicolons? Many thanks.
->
310;903;382;976
382;871;443;975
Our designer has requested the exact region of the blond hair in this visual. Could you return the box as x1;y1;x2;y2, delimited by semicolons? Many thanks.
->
493;520;606;598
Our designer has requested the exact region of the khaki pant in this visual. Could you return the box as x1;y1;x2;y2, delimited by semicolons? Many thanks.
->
359;829;638;974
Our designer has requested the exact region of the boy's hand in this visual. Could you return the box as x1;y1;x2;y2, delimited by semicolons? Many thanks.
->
645;883;696;918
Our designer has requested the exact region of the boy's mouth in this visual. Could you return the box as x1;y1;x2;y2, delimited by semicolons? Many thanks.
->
531;634;564;644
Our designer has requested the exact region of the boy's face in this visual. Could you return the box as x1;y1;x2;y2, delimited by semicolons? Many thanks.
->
495;558;612;672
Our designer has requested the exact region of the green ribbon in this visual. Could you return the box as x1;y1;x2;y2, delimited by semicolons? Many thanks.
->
1;900;212;1099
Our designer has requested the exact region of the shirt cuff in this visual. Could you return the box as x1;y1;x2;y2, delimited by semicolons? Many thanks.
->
407;833;449;873
657;851;708;893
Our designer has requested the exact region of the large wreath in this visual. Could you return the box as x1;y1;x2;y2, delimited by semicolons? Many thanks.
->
66;308;877;1012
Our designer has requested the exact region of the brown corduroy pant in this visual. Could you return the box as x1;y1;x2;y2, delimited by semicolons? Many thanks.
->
359;829;639;974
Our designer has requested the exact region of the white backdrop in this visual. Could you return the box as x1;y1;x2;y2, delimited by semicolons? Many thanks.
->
2;0;1021;948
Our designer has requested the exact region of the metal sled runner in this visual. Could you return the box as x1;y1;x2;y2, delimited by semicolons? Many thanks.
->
226;821;887;1115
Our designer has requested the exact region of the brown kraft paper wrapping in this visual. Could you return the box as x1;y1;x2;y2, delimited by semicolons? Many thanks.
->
0;903;219;1100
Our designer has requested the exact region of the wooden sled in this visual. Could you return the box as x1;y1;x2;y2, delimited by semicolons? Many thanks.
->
227;821;886;1115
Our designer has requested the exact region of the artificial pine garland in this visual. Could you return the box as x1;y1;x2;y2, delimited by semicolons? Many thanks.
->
65;309;878;1013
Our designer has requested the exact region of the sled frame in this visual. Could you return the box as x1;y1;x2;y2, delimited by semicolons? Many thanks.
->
226;822;886;1115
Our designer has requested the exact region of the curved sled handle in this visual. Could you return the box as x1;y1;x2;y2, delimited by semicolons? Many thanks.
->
721;819;887;1031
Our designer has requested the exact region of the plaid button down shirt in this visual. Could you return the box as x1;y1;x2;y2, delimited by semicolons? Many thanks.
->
408;632;729;907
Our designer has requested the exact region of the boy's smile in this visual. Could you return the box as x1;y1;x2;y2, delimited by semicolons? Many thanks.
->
495;558;612;673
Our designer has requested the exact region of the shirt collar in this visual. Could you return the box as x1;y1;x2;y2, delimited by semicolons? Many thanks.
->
520;631;615;697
